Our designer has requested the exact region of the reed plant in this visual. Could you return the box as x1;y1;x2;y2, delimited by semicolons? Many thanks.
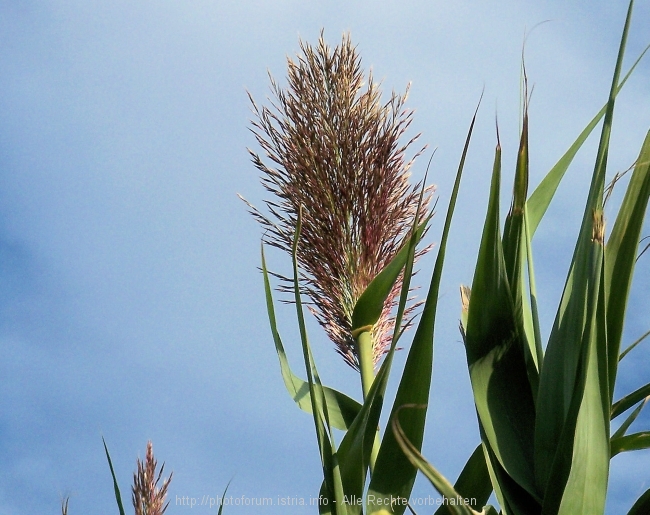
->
247;1;649;514
391;2;650;515
246;29;459;515
64;440;173;515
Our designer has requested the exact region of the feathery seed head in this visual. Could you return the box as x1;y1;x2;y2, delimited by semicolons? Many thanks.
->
246;32;434;368
132;441;172;515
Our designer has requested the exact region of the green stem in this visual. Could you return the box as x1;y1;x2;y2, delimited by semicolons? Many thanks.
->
356;328;379;472
356;330;375;399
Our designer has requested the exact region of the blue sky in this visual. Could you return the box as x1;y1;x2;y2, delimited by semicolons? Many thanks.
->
0;1;649;514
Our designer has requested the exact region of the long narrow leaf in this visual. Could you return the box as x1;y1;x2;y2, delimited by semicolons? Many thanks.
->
612;382;650;419
261;246;346;513
290;210;348;515
538;295;598;515
554;285;609;515
478;434;507;515
464;139;539;502
526;46;649;237
605;130;650;399
612;397;648;439
390;405;479;515
434;444;493;515
522;210;544;370
611;431;650;457
502;103;540;397
262;244;361;431
539;3;636;512
217;480;232;515
368;101;483;515
102;437;126;515
620;329;650;362
336;186;428;515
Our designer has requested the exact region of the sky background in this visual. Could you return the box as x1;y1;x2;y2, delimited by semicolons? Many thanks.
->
1;1;649;514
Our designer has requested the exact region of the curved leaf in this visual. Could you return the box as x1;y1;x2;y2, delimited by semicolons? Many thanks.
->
611;431;650;457
612;397;648;439
605;130;650;400
390;405;479;515
351;219;429;332
628;487;650;515
262;244;361;430
620;329;650;362
434;444;493;515
217;480;232;515
526;45;649;237
612;382;650;420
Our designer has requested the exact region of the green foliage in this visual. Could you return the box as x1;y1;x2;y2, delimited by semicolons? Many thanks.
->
256;2;648;514
261;105;487;514
390;406;492;515
103;438;127;515
395;2;649;515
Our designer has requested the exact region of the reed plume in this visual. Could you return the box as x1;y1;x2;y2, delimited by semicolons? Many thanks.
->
246;32;433;369
132;441;172;515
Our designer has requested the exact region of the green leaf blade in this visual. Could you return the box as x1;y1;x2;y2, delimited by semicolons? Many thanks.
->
368;104;480;515
262;244;361;430
538;3;636;511
605;130;650;400
434;444;493;515
351;220;429;332
390;405;478;515
289;210;348;514
464;142;538;502
526;46;649;238
337;199;426;515
612;383;650;420
611;431;650;457
612;397;648;439
102;437;126;515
